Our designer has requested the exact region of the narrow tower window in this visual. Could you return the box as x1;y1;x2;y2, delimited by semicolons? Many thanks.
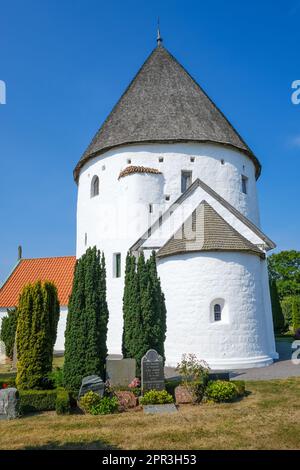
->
114;253;121;278
181;170;192;193
241;175;248;194
214;304;222;322
149;203;153;213
91;175;99;197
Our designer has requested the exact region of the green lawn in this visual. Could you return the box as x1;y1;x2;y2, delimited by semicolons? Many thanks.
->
0;355;64;376
0;377;299;450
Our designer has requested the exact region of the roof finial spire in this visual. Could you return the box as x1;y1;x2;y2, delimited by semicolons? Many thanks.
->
157;17;163;46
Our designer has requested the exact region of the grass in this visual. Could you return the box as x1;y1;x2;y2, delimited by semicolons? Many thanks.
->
0;354;64;376
0;377;299;450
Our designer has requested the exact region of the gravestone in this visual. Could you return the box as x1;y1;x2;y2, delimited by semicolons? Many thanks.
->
78;375;105;400
0;388;19;420
141;349;164;393
143;404;177;415
106;358;136;387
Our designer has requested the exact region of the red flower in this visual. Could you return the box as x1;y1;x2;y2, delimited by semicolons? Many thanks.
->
2;383;8;389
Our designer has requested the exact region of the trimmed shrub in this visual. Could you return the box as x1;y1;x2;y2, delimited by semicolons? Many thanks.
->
79;391;102;413
64;247;109;391
90;396;119;415
140;390;174;405
269;280;286;334
205;380;238;403
231;380;246;397
19;390;57;413
0;308;18;360
16;281;60;390
122;251;167;375
56;388;71;415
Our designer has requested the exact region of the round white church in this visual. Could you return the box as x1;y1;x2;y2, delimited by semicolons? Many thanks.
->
75;38;278;369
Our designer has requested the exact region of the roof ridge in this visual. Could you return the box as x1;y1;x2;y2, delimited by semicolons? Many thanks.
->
130;178;275;253
157;200;264;259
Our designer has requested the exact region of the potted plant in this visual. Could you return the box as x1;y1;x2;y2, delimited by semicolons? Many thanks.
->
175;354;210;404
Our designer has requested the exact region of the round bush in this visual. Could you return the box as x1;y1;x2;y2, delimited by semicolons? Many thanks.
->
90;396;119;415
79;391;102;413
205;380;238;403
140;390;174;405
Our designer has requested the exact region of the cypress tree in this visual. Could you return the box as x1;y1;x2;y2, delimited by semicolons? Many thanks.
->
0;308;18;360
269;280;285;334
64;247;109;391
16;281;60;389
292;297;300;333
122;253;140;358
147;251;167;359
122;250;167;374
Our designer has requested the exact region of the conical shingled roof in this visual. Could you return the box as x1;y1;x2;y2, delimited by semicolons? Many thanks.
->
74;45;261;181
157;201;264;259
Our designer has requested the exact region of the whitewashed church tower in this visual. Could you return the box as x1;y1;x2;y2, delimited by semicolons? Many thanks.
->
75;36;278;369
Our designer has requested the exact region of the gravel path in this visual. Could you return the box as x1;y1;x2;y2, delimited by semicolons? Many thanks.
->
165;340;300;381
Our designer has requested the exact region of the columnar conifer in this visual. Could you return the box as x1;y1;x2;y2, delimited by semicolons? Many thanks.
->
16;281;60;389
269;280;285;334
122;250;167;374
64;247;109;391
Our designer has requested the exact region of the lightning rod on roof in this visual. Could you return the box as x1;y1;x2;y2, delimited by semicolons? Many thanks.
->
157;17;163;46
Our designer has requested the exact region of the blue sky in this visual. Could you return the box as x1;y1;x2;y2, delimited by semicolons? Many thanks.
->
0;0;300;283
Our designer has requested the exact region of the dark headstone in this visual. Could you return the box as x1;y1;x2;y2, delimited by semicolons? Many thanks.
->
141;349;164;393
78;375;105;400
0;388;19;420
209;372;230;381
143;404;177;415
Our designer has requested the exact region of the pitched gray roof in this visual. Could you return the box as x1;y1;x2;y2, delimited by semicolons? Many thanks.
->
74;45;261;181
157;201;265;259
130;178;276;253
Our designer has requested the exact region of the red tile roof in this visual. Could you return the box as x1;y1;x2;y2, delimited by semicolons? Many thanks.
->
0;256;76;307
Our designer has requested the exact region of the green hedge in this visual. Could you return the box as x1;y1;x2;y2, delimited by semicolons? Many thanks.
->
19;390;57;413
55;388;71;415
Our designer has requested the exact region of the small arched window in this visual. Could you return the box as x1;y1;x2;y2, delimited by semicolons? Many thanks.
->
91;175;99;198
214;304;222;322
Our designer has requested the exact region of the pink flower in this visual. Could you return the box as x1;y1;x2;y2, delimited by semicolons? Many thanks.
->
128;378;140;388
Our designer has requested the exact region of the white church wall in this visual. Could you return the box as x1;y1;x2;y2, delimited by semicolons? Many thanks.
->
54;306;68;353
0;308;8;364
76;142;263;358
157;252;276;369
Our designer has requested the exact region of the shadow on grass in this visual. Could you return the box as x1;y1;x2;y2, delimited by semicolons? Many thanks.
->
24;440;119;450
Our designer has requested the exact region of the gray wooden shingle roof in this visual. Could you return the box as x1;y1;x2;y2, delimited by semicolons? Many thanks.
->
157;201;265;259
74;45;261;181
